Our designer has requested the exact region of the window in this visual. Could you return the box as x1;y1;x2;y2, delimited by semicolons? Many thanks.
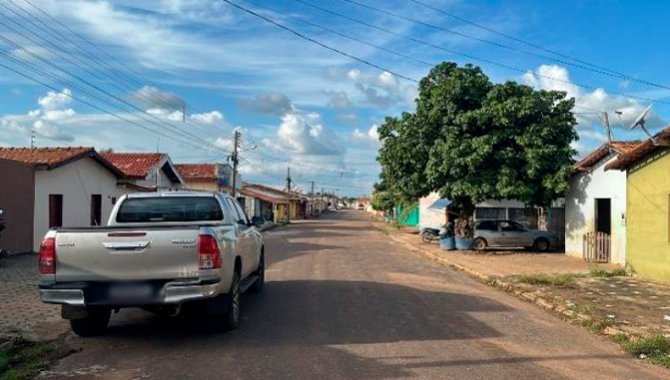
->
475;207;506;220
48;194;63;228
116;197;223;223
499;221;520;231
226;198;249;225
476;220;498;231
90;194;102;226
509;208;538;228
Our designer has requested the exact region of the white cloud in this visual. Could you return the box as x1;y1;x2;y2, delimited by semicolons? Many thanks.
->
38;88;72;110
239;92;293;115
130;86;185;111
522;65;665;133
352;124;380;144
328;68;417;109
323;90;352;109
42;109;76;121
33;120;74;142
277;111;344;156
191;110;223;124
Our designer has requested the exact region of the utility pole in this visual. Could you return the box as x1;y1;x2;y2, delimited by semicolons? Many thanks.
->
231;130;241;198
310;181;315;216
286;167;292;224
321;187;324;213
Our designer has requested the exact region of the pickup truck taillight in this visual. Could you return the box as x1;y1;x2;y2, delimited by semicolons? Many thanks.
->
197;234;221;270
39;237;56;274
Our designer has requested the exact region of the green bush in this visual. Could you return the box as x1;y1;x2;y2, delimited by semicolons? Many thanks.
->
615;335;670;368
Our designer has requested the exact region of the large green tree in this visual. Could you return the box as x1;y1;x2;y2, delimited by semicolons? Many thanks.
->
377;62;577;237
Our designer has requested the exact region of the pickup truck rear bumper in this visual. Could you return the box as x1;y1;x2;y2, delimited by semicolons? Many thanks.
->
40;282;220;306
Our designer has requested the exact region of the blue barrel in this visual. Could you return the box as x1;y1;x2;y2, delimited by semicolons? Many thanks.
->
440;237;456;250
455;238;474;250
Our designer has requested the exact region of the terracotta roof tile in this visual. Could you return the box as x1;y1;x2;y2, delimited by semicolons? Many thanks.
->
175;164;217;180
100;152;164;179
0;147;93;167
573;141;643;171
606;126;670;170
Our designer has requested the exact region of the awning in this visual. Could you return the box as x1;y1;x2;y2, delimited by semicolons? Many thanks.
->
428;198;452;210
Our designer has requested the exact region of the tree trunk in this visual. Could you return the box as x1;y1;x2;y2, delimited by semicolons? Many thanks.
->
454;200;475;239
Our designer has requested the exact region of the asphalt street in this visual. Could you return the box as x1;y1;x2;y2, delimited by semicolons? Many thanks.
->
41;211;669;379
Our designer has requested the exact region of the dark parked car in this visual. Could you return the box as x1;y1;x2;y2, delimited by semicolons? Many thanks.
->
473;219;559;252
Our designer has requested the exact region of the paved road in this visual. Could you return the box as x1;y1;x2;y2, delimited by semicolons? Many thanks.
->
43;211;668;379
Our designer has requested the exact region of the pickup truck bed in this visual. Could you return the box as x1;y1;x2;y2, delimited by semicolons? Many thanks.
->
38;191;265;336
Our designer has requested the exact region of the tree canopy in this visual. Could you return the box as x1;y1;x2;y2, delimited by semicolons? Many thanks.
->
377;62;577;222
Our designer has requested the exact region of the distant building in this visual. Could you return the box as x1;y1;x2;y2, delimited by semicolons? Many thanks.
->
0;147;124;253
175;163;239;194
100;152;184;192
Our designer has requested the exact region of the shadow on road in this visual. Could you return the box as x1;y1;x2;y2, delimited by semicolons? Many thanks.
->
60;280;636;379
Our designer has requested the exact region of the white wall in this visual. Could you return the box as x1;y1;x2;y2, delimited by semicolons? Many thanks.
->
136;166;180;190
565;154;627;264
33;158;119;251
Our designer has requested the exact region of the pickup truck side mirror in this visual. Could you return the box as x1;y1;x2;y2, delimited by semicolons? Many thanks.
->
250;216;264;228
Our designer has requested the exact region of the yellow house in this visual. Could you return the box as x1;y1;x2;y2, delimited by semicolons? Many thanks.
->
606;130;670;282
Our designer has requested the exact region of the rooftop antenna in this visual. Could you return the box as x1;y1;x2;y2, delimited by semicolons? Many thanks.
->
598;112;614;146
628;104;655;143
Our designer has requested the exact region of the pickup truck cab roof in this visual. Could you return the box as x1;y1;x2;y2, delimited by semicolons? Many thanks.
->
125;191;221;198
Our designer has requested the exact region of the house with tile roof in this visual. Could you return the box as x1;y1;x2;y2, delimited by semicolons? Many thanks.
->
565;141;641;265
241;183;303;223
100;152;184;192
174;163;239;194
0;147;125;253
605;128;670;281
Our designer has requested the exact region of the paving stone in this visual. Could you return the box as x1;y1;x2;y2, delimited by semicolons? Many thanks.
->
0;253;65;341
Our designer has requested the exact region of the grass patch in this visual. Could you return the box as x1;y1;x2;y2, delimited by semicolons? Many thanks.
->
582;317;615;334
0;338;64;380
613;334;670;368
515;273;584;287
589;268;628;278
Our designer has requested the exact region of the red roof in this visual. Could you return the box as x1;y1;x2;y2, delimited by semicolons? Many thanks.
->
606;126;670;170
0;147;92;167
100;152;165;179
175;164;218;181
0;147;124;176
573;141;642;171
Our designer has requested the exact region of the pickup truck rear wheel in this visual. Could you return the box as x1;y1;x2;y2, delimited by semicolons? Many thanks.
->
220;271;241;331
69;308;110;337
248;254;265;294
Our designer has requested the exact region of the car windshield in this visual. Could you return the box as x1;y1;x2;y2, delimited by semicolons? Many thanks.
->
116;197;223;223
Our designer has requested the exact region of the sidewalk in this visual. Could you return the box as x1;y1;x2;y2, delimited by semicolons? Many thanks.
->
0;254;68;342
385;227;670;341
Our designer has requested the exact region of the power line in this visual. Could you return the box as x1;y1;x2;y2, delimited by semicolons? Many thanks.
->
287;0;670;106
405;0;670;93
0;28;230;154
343;0;670;93
9;0;231;136
0;59;213;152
219;0;419;83
245;0;434;67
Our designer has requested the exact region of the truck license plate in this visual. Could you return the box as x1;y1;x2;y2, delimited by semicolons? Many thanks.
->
108;284;153;301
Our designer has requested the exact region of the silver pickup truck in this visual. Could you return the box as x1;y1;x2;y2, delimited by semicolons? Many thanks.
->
38;191;265;337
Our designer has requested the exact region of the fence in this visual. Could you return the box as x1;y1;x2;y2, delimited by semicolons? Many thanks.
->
583;231;611;263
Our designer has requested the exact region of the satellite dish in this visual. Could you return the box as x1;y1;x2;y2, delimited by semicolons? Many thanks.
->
628;104;656;143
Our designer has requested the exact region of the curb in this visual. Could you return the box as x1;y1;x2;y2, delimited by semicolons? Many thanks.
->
387;232;626;337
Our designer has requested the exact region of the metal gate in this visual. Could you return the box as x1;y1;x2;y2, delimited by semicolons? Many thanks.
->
583;231;611;263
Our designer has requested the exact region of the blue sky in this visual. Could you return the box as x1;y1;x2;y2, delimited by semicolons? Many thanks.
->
1;0;669;196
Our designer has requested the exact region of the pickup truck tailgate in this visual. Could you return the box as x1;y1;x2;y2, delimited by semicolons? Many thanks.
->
54;228;201;282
